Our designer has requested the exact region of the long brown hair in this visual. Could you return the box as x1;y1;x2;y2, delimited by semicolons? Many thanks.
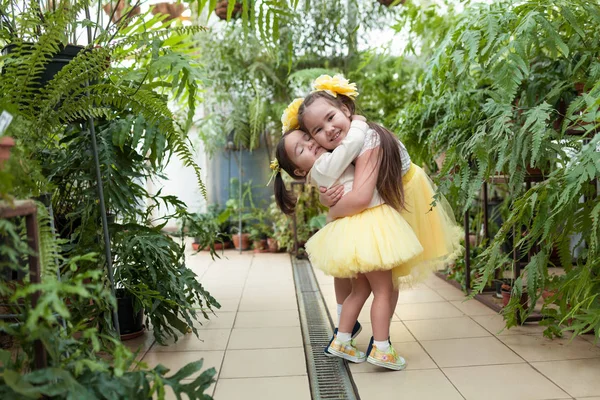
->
298;91;405;211
273;130;306;215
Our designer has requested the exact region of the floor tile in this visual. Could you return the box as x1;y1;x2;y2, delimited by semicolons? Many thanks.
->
193;311;236;330
405;317;492;341
234;310;300;328
450;299;498;316
142;350;224;380
499;334;600;362
435;286;469;301
395;301;464;320
352;369;464;400
220;348;307;378
421;337;524;367
214;376;311;400
238;295;299;311
395;288;446;304
228;327;303;349
161;380;215;400
443;363;569;400
148;329;231;352
424;275;457;289
203;296;240;312
349;342;436;373
532;358;600;398
353;321;416;346
472;314;548;336
123;331;155;360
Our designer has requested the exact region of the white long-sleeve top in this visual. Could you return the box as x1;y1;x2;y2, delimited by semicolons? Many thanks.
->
309;121;412;209
308;120;369;192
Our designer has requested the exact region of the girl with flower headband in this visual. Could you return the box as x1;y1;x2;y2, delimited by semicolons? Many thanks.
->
274;75;463;370
272;76;414;370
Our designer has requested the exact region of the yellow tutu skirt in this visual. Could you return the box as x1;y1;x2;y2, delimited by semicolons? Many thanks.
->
305;204;424;286
398;164;464;285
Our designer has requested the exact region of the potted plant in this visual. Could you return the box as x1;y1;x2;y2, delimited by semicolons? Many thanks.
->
0;136;15;170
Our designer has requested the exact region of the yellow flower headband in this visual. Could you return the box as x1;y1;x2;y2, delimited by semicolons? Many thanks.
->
281;97;304;133
267;158;280;186
312;74;359;100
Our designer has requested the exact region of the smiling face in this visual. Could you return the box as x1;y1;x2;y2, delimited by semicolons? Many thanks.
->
283;130;327;176
301;98;352;150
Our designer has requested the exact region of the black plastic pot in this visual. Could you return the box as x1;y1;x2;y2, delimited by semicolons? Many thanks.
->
2;44;84;88
116;289;144;338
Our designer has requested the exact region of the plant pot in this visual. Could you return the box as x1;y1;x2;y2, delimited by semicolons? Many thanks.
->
377;0;406;6
494;279;512;299
2;44;85;90
267;238;278;252
501;286;528;309
103;2;141;23
192;242;201;251
202;241;229;251
253;239;269;253
232;233;250;250
215;0;242;20
151;2;185;21
0;136;15;170
116;289;144;340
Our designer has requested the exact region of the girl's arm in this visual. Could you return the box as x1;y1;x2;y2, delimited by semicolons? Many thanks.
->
328;146;381;219
311;119;368;188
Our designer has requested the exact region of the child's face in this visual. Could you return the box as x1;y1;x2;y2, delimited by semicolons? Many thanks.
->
302;98;351;150
284;130;327;176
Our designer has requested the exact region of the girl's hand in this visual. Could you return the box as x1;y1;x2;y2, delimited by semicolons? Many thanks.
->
319;185;344;207
351;115;366;122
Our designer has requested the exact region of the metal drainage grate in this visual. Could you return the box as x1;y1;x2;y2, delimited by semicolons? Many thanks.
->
292;256;360;400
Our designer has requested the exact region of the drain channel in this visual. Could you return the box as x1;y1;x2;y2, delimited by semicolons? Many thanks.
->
292;256;360;400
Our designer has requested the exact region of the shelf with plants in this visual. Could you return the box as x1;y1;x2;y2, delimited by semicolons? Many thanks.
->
398;0;600;338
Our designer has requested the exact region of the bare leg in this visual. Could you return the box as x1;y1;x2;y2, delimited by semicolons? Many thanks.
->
334;277;352;305
365;270;394;342
391;288;399;321
338;274;371;334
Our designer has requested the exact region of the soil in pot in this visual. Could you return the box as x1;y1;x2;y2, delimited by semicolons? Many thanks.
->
116;289;144;340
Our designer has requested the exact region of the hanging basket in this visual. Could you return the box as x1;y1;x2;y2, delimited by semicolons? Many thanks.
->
377;0;406;6
102;2;141;23
215;0;243;20
151;2;186;22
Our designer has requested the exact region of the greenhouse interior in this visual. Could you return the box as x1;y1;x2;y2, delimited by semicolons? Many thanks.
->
0;0;599;398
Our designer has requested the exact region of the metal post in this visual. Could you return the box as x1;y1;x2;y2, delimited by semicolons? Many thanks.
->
464;210;471;293
87;118;120;337
238;145;242;254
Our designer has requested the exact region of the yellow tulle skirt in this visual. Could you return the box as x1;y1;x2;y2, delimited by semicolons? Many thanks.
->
305;163;463;288
305;204;424;287
397;164;464;285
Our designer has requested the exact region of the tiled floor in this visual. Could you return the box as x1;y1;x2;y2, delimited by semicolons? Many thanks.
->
128;247;600;400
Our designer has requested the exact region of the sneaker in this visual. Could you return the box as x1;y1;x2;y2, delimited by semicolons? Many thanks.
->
327;337;366;363
367;341;406;371
324;321;362;357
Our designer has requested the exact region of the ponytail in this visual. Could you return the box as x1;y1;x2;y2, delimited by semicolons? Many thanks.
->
274;172;297;215
368;122;405;212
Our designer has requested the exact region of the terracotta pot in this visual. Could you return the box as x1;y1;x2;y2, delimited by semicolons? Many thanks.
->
267;238;278;252
501;287;528;309
232;233;250;250
253;239;269;253
103;2;140;23
215;0;242;20
0;136;15;170
152;2;185;21
202;241;230;251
